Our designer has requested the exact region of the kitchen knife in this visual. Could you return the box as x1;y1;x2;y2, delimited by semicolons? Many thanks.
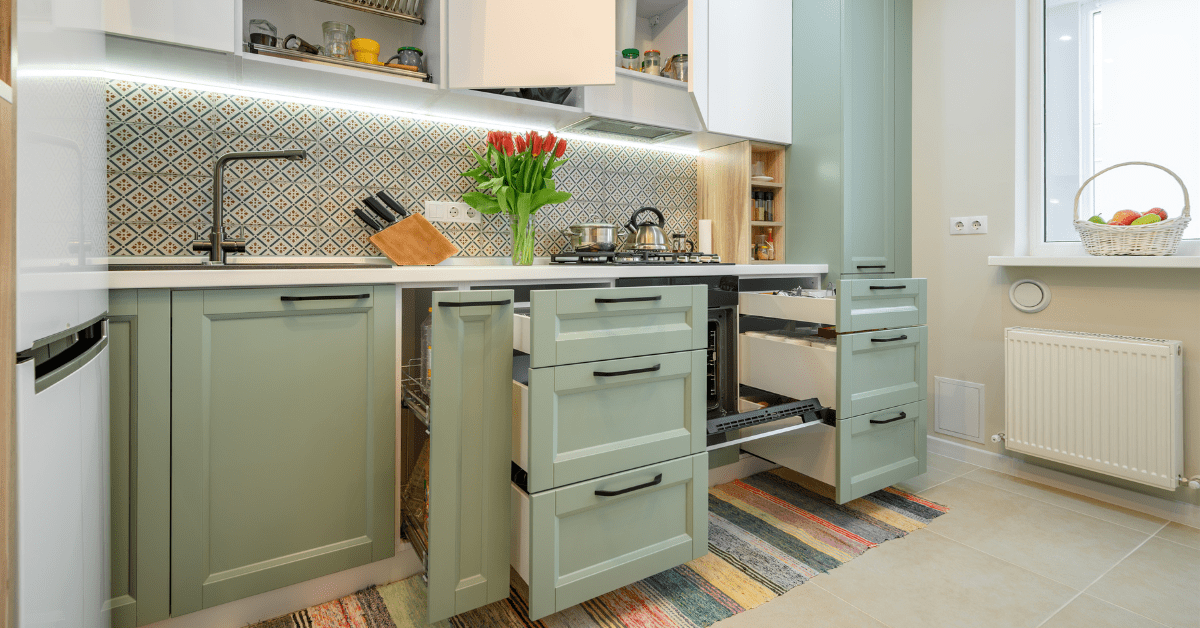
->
375;190;409;218
362;196;397;224
354;207;385;232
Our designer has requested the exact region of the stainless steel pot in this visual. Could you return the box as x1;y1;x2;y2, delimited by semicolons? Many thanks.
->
625;207;668;251
567;222;622;252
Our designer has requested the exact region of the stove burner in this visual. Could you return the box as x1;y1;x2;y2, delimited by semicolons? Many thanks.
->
551;250;726;265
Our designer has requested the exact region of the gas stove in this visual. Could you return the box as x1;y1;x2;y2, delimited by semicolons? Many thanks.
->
550;250;727;265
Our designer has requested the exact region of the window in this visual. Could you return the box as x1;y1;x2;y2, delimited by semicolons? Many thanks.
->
1040;0;1200;248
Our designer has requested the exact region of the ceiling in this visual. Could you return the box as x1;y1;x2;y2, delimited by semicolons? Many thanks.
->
636;0;686;19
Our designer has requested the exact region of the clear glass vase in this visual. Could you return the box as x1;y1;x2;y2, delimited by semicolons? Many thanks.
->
510;214;536;266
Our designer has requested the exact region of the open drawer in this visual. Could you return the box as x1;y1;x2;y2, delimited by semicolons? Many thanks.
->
739;326;927;417
513;351;706;493
739;278;926;333
511;454;708;620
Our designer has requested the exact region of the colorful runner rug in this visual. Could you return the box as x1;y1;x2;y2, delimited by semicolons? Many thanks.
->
250;468;947;628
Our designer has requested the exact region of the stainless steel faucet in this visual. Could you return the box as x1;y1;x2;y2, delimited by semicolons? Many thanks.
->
195;149;309;264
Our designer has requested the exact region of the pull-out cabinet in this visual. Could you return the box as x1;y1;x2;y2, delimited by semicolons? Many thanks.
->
737;278;928;503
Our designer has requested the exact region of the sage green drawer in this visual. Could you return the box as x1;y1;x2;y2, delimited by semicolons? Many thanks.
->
199;285;375;315
836;401;926;503
837;278;926;332
525;453;708;620
528;285;706;368
523;350;705;493
837;326;927;417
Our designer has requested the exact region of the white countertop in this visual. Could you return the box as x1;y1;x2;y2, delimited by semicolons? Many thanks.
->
107;262;828;289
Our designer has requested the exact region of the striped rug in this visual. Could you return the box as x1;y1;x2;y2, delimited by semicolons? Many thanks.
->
249;468;947;628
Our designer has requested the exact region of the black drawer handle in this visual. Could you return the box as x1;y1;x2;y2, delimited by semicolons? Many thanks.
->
857;265;886;269
870;412;907;425
594;364;661;378
871;335;909;343
281;294;369;302
595;295;662;304
437;299;512;308
869;285;906;290
595;473;663;497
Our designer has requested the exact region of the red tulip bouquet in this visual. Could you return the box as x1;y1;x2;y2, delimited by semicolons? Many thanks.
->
461;130;571;265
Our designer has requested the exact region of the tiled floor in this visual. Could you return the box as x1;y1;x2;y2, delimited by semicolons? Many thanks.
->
713;453;1200;628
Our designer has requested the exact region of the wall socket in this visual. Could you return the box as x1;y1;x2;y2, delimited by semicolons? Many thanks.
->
949;216;988;234
425;201;481;224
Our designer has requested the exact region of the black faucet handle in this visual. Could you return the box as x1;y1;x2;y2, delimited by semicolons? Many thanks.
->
192;239;248;253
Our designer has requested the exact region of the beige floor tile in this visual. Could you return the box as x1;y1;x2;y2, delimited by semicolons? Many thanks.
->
1040;594;1167;628
925;453;979;476
1155;521;1200;551
920;477;1150;589
894;465;958;494
1087;537;1200;628
711;582;887;628
812;529;1076;628
961;468;1168;534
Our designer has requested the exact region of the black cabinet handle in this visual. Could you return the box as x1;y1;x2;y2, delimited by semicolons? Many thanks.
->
870;412;907;425
594;364;661;378
595;295;662;304
281;294;369;302
595;473;663;497
869;285;906;290
437;299;512;308
857;265;887;269
871;335;909;343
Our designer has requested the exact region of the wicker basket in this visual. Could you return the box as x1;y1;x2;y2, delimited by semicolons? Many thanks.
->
1073;161;1191;256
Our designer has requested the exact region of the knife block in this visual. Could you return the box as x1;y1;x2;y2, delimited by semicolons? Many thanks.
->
369;214;458;265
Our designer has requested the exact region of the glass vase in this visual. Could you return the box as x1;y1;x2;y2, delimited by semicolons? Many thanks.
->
509;213;536;266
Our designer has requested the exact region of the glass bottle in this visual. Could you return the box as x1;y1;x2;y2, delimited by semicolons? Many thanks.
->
753;234;767;260
765;191;774;221
420;307;433;393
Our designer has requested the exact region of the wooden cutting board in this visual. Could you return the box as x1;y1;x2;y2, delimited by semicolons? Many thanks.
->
369;213;458;265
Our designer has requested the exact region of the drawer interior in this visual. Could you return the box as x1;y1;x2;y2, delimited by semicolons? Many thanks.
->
739;333;837;410
739;291;836;326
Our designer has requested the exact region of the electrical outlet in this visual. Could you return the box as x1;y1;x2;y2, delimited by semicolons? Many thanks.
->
424;201;481;224
949;216;988;235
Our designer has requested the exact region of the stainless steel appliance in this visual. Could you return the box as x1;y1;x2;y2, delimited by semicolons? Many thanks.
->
566;222;623;252
625;207;668;251
549;250;724;264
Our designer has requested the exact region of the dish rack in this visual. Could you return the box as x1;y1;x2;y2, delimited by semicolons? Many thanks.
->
312;0;424;25
399;358;430;580
400;359;430;429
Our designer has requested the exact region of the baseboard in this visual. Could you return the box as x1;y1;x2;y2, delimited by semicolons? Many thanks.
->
142;544;423;628
928;436;1200;529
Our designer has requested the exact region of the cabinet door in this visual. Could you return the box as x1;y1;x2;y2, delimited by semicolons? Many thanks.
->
836;401;925;503
447;0;615;89
171;286;395;615
836;278;926;332
697;0;792;143
842;0;898;275
427;291;513;623
108;291;171;628
102;0;237;53
526;350;705;493
836;325;927;418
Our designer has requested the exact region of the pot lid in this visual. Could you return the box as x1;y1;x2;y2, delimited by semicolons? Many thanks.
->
573;221;618;228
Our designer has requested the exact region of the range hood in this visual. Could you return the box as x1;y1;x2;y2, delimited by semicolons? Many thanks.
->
558;116;690;144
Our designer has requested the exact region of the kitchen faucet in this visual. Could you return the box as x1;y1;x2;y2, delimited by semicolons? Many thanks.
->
195;149;309;264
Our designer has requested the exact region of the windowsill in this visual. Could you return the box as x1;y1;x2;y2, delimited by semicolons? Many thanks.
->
989;255;1200;268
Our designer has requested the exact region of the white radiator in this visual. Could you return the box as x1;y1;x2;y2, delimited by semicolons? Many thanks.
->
1004;327;1183;489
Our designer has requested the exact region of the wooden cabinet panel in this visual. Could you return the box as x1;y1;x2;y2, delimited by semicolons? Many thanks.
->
170;286;395;614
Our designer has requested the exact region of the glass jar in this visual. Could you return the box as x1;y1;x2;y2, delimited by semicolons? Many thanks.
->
620;48;639;70
642;50;662;76
391;46;425;72
666;53;688;81
321;21;355;61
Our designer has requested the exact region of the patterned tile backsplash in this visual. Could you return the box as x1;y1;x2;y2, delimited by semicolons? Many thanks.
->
106;80;699;258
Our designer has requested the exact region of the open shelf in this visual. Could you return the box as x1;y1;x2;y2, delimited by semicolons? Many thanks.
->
247;43;433;83
751;181;783;189
751;221;784;227
614;67;688;90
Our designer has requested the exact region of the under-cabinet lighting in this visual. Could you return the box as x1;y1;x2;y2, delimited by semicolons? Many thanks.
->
556;132;700;156
1060;35;1073;41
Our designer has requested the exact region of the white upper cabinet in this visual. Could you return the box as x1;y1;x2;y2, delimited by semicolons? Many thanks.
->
447;0;616;89
103;0;238;53
693;0;791;143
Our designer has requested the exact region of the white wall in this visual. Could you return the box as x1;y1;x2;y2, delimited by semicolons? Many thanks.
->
913;0;1200;507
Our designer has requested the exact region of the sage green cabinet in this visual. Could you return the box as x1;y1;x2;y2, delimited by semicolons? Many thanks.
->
836;401;926;501
836;326;927;417
524;350;706;493
788;0;912;278
170;285;396;614
107;290;171;628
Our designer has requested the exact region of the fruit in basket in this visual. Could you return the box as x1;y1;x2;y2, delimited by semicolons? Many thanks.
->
1144;207;1168;221
1108;210;1141;225
1131;213;1162;225
1087;215;1106;224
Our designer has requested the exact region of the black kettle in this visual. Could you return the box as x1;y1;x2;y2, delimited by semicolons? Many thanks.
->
625;207;668;251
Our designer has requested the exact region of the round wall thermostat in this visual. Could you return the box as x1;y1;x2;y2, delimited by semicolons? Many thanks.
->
1009;278;1051;313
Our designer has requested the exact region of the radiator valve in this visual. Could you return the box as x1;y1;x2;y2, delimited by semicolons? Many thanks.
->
1180;475;1200;490
990;433;1006;443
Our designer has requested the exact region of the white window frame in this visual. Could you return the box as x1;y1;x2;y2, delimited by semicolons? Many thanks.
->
1026;0;1200;257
